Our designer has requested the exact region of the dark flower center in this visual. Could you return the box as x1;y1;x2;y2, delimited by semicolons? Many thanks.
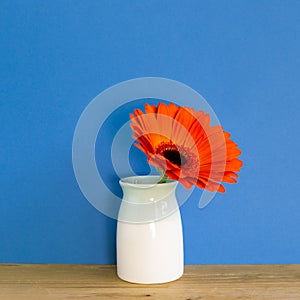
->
163;149;186;167
156;142;187;167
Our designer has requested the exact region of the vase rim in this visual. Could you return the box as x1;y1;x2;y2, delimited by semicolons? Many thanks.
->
119;175;177;188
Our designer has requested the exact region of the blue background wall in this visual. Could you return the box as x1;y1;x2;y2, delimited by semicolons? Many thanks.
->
1;0;299;264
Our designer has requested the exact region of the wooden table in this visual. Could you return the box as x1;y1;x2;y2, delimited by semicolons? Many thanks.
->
0;264;299;299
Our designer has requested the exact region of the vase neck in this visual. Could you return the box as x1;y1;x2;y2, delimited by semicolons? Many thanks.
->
118;176;179;223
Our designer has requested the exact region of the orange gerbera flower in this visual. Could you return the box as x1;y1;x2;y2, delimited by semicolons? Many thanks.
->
130;102;242;192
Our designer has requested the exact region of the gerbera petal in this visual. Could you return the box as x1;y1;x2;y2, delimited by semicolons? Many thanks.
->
156;103;175;142
171;106;197;146
145;103;158;114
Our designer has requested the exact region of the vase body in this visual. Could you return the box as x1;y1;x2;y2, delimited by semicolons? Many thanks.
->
116;175;184;284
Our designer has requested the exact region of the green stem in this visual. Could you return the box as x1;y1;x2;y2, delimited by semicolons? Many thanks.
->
158;173;169;184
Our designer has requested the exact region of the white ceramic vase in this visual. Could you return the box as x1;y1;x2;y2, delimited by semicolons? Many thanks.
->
116;175;184;284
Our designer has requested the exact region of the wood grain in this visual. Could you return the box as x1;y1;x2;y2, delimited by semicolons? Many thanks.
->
0;264;299;299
